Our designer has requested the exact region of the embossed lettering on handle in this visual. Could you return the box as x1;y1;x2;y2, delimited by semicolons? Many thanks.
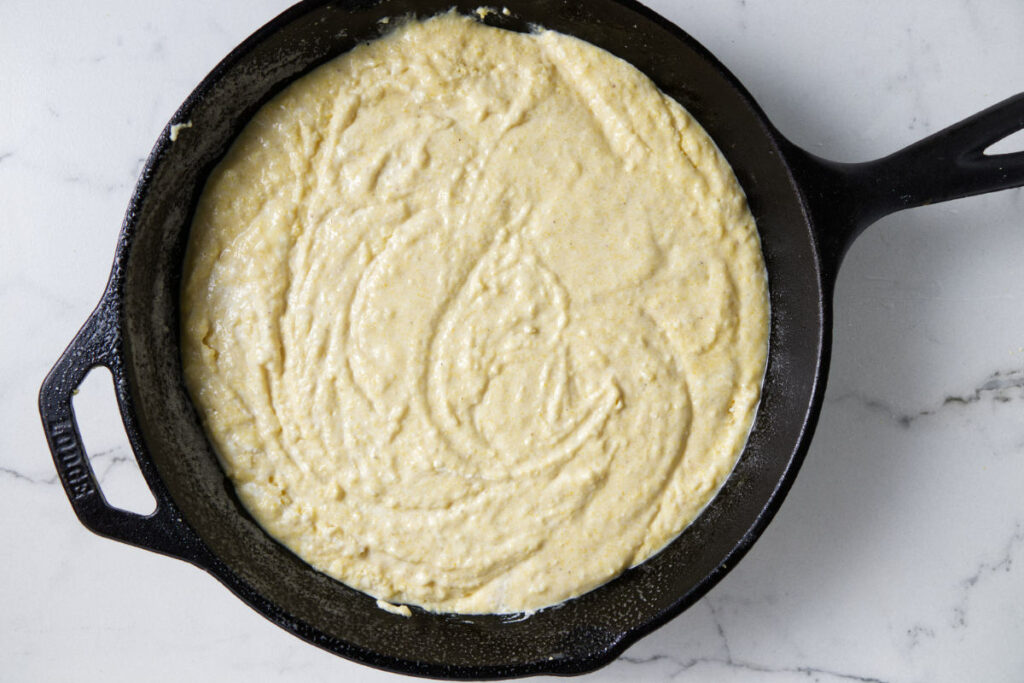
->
47;418;96;501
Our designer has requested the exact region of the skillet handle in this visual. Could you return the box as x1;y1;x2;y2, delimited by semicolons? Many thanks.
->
39;293;202;564
862;92;1024;212
786;92;1024;278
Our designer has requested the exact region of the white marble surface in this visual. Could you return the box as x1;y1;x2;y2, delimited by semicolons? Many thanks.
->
4;1;1024;681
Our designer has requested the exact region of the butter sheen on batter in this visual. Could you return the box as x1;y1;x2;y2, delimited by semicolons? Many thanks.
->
181;14;769;614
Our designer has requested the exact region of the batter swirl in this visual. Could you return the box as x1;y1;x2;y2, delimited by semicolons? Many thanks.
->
181;13;768;613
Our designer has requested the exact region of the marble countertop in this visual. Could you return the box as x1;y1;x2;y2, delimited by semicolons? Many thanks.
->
5;1;1023;681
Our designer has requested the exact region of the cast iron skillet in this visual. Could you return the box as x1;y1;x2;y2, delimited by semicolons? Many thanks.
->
40;0;1024;678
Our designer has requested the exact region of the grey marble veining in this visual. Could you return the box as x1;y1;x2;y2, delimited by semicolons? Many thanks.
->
4;0;1023;681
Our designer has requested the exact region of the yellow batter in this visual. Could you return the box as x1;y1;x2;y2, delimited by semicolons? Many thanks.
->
181;13;769;614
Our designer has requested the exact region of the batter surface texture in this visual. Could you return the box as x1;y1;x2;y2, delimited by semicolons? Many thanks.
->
181;13;769;614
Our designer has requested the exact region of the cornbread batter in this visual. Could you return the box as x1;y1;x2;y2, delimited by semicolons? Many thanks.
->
181;13;769;614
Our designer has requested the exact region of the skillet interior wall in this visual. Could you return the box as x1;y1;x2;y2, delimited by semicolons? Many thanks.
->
120;0;826;672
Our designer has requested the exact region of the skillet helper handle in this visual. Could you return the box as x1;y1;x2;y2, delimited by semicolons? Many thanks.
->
39;295;200;563
788;92;1024;277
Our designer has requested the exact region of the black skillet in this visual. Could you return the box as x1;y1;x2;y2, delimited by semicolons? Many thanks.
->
39;0;1024;678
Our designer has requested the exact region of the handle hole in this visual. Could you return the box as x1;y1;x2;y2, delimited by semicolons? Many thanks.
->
73;367;156;515
984;127;1024;156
